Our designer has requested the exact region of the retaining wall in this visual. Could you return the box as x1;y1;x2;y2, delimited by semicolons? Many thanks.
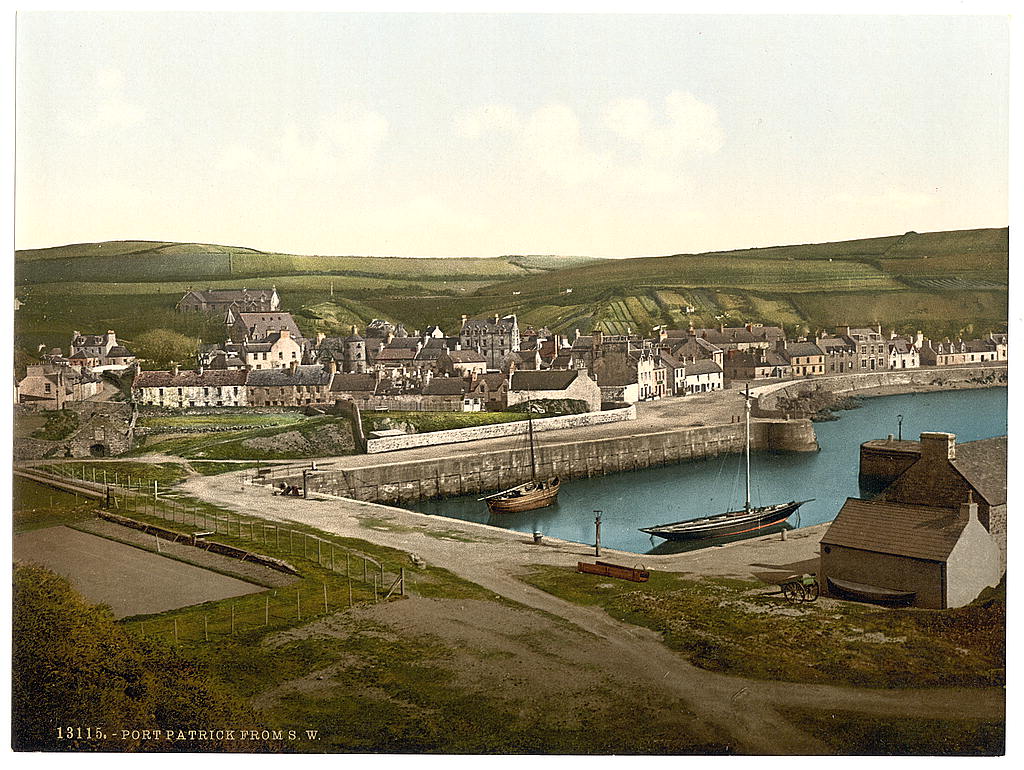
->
288;418;817;506
365;405;637;453
753;365;1007;413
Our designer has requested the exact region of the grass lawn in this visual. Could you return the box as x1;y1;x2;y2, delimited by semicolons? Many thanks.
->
13;477;98;533
138;412;305;430
362;410;529;434
520;566;1004;689
38;461;190;486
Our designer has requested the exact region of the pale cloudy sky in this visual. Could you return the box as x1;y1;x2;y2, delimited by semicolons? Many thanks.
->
15;12;1010;257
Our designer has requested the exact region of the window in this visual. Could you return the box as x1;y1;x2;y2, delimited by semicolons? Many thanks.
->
44;383;51;393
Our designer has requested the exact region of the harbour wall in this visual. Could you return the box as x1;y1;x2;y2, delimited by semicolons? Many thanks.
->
365;404;637;453
287;418;818;506
752;365;1006;413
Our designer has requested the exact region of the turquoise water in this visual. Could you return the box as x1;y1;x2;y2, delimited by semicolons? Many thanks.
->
410;388;1007;554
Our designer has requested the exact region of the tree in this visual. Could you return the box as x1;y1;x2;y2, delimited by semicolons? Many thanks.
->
12;564;270;752
132;329;197;370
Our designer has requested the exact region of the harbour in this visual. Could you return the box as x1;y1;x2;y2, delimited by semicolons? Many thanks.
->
410;387;1007;554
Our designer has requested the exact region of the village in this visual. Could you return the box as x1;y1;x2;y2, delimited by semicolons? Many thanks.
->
15;285;1010;414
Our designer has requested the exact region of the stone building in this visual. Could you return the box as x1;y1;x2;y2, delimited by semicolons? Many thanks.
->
836;325;888;372
820;496;1001;609
176;287;280;314
887;336;920;369
682;359;724;394
459;313;520;369
17;364;101;408
230;311;303;344
133;368;249;408
246;363;334;407
507;369;601;412
69;330;136;370
778;340;825;377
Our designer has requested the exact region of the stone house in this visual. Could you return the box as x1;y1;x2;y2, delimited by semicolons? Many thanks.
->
815;334;857;374
133;367;249;408
820;496;1001;609
658;351;687;395
836;325;888;372
240;329;303;370
887;337;920;369
669;333;725;368
691;323;785;352
507;369;601;412
878;432;1007;571
422;377;475;411
17;364;100;408
778;340;825;377
311;328;368;373
69;330;136;369
459;313;520;370
230;311;304;344
177;287;280;314
682;359;724;395
468;372;509;410
247;363;334;407
438;349;488;378
722;349;790;382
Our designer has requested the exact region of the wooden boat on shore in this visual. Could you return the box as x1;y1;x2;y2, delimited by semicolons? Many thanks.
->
640;384;812;541
826;576;916;605
483;403;560;514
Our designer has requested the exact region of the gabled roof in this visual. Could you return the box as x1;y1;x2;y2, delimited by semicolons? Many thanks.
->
135;369;249;388
685;359;723;376
783;342;824;358
822;497;967;562
423;378;468;396
106;345;134;357
445;349;486;363
510;369;581;391
330;374;379;393
376;347;419;361
951;436;1007;506
234;312;302;340
248;365;332;387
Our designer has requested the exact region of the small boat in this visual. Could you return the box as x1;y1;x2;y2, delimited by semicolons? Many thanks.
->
640;384;812;541
826;576;916;605
483;403;560;514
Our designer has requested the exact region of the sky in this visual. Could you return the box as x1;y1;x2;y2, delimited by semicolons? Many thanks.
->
14;12;1011;257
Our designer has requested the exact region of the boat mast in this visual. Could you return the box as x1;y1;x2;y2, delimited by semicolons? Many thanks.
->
527;394;537;481
744;383;751;511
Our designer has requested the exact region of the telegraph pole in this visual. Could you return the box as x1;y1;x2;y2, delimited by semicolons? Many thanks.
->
594;510;602;557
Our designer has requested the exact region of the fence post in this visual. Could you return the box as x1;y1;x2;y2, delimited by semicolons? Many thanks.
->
317;538;322;565
231;605;236;635
348;578;352;607
173;618;178;644
323;583;328;614
331;545;335;572
265;595;269;626
346;552;350;578
204;615;208;642
401;567;405;597
380;561;384;589
296;589;302;620
373;574;378;603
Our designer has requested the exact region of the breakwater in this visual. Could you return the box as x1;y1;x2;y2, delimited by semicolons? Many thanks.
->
284;418;817;506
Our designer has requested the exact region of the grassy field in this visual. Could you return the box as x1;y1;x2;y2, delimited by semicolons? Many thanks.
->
12;477;98;533
521;566;1004;689
362;410;529;434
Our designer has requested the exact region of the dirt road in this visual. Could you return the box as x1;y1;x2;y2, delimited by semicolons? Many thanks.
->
180;470;1004;754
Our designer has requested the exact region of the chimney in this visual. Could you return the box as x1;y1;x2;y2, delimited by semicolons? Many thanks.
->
876;323;882;335
915;330;924;349
197;365;204;376
290;360;299;374
280;328;290;338
959;491;979;524
172;364;180;377
316;332;325;345
461;314;468;327
328;359;337;375
920;432;956;464
594;329;604;347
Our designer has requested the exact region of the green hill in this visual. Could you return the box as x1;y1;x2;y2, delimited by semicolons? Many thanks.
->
13;227;1007;360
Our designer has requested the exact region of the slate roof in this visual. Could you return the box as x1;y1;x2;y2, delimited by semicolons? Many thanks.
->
423;378;468;396
331;374;379;393
376;347;419;361
888;338;916;354
235;312;302;340
783;342;824;358
510;370;580;391
188;288;276;302
685;359;723;376
952;436;1007;506
106;345;134;357
658;352;685;370
248;365;332;387
817;336;855;353
822;497;969;562
385;338;422;350
135;369;249;388
445;350;486;363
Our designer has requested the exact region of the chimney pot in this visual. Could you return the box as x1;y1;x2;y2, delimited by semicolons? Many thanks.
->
920;431;956;462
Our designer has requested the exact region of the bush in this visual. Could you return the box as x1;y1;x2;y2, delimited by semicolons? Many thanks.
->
133;329;197;370
30;409;80;441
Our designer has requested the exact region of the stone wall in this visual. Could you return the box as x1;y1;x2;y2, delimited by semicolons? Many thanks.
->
364;405;637;453
13;402;136;460
753;365;1007;413
284;417;817;506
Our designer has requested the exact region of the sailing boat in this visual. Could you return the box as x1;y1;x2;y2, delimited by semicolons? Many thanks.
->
640;385;811;541
482;402;560;514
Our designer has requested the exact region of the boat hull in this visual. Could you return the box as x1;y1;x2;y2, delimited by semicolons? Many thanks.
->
640;500;809;541
486;477;560;514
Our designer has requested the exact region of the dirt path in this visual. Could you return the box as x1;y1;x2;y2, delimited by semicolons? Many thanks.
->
178;471;1003;754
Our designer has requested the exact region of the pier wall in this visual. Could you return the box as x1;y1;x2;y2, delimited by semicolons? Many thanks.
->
365;404;636;453
753;365;1006;413
291;418;818;506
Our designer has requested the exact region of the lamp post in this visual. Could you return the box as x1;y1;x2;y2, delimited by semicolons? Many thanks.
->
594;510;602;557
897;414;904;442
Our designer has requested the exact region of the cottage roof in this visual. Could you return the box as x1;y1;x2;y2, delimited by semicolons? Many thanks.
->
445;349;487;363
423;378;468;396
471;373;508;392
189;288;276;302
784;342;824;358
248;365;331;387
658;351;685;369
822;497;968;562
951;436;1007;506
235;312;302;340
816;336;854;353
461;316;517;334
888;338;916;354
686;359;723;376
135;369;249;388
414;347;446;361
510;369;580;391
106;345;134;357
376;347;419;362
330;374;379;393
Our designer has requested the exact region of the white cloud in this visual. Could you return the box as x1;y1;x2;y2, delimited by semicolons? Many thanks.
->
453;104;519;139
215;103;390;183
